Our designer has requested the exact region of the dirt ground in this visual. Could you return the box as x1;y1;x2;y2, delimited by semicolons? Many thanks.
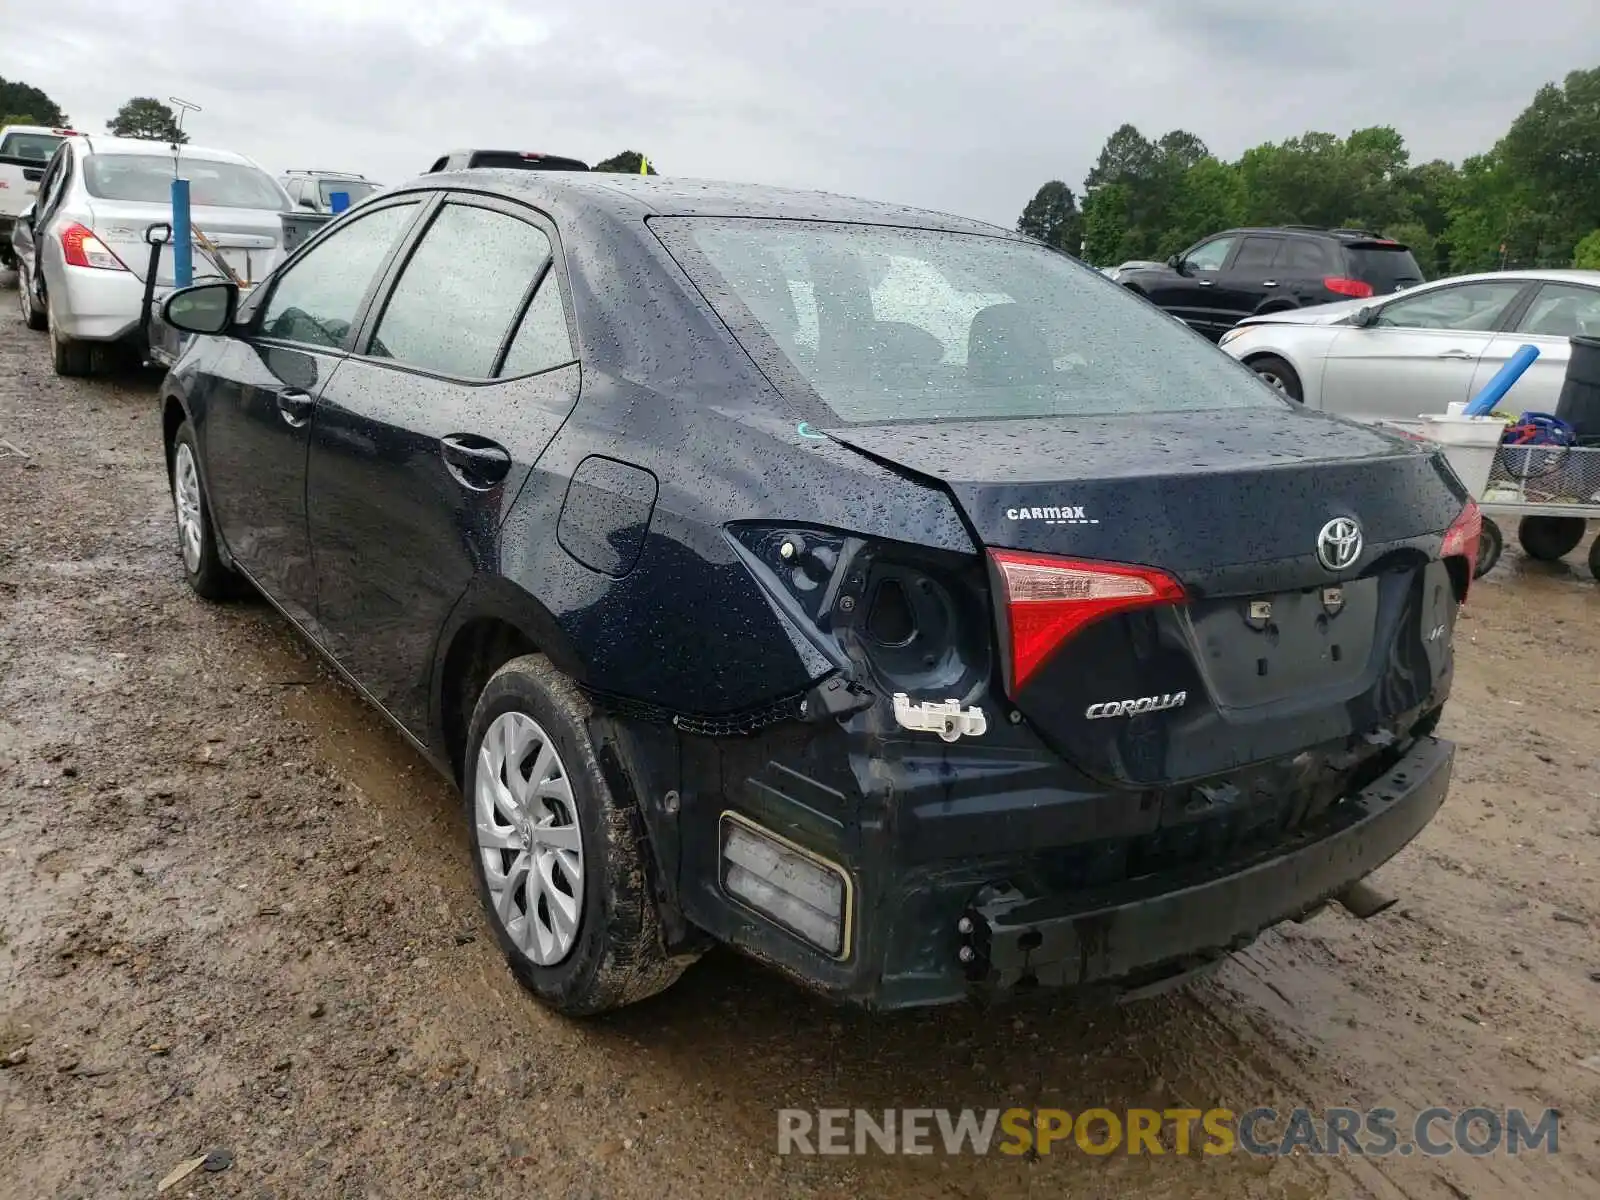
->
0;285;1597;1200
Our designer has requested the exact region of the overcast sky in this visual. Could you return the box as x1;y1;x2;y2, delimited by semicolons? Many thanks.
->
9;0;1599;229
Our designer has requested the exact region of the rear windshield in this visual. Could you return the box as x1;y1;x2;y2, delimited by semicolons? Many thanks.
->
1346;244;1425;292
83;154;286;210
652;217;1281;423
466;151;587;172
0;131;64;161
319;179;376;205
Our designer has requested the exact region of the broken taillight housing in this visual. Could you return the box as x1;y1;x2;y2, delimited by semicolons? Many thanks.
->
1440;499;1482;597
988;550;1186;692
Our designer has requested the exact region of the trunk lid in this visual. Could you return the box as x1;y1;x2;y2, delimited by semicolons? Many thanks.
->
89;200;283;286
825;406;1466;786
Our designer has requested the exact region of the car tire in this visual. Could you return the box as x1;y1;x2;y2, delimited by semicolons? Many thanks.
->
1474;516;1503;579
464;653;689;1016
48;304;95;376
18;269;46;332
170;420;241;601
1248;355;1303;402
1517;516;1586;563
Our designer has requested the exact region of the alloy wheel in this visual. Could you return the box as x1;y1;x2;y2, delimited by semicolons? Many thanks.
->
173;442;204;574
475;711;585;965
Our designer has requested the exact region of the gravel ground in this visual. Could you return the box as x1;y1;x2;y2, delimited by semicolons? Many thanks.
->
1;284;1598;1200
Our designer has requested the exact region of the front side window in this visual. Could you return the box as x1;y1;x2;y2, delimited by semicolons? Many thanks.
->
259;202;420;348
653;218;1282;423
1184;237;1235;273
368;203;552;377
83;154;286;210
1516;283;1600;338
1375;281;1524;332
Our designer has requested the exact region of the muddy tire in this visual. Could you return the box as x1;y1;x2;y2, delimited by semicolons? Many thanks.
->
1475;516;1503;579
18;268;46;332
170;421;240;601
1517;516;1586;563
48;306;94;377
464;654;687;1016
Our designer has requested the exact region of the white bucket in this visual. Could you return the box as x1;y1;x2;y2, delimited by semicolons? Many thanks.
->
1418;413;1507;497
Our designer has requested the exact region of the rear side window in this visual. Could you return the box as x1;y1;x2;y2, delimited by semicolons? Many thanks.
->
652;217;1281;423
1515;283;1600;338
260;202;420;348
320;179;376;206
84;154;286;210
368;203;553;377
1232;236;1281;271
1346;243;1424;292
500;274;575;377
0;131;64;160
1279;239;1337;274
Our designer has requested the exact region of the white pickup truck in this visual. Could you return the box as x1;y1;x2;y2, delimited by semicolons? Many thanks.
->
0;124;80;268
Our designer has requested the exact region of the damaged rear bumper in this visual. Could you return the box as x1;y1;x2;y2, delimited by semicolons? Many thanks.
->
646;716;1452;1011
958;735;1452;996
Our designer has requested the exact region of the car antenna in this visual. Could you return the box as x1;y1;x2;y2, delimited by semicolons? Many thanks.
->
167;96;201;174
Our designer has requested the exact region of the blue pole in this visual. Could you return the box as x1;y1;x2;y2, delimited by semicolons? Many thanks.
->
329;190;350;214
1464;344;1539;416
171;177;192;287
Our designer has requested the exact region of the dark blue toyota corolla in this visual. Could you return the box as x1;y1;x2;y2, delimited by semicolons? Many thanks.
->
156;171;1479;1015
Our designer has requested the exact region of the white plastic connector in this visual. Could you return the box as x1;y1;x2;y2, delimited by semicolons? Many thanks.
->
892;693;988;742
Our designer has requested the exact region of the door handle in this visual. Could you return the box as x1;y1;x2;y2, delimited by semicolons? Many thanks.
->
276;389;314;426
1261;280;1278;287
1436;350;1475;360
441;434;512;488
1197;279;1215;287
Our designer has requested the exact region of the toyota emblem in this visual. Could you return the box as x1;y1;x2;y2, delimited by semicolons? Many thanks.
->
1317;517;1363;572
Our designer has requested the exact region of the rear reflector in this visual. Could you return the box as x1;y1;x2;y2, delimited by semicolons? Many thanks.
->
1441;499;1482;595
720;815;849;958
988;550;1186;691
1324;276;1375;298
60;222;127;271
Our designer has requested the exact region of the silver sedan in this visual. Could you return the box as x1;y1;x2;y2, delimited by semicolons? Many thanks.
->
19;134;289;376
1219;269;1600;423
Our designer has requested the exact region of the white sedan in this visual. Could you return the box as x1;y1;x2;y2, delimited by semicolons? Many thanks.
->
1218;269;1600;423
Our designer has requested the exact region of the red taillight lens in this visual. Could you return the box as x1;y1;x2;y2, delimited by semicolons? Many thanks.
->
988;550;1186;691
59;223;128;271
1441;499;1482;596
1324;276;1375;298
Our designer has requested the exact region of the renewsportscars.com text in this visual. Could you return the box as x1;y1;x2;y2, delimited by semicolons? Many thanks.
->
777;1106;1560;1158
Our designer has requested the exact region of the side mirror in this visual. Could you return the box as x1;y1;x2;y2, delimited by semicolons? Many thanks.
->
1166;254;1181;270
1352;305;1379;328
163;282;239;335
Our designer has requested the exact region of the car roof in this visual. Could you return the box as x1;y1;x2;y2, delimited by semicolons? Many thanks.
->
387;170;1011;237
1420;268;1600;287
77;135;263;168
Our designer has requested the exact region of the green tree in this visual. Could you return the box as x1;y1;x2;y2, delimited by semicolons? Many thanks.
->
1499;67;1600;261
1016;180;1082;254
106;97;188;143
0;77;69;127
592;150;657;174
1573;229;1600;270
1081;182;1133;266
1161;157;1245;256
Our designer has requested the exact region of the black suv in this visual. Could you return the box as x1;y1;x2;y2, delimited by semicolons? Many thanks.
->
1119;227;1426;341
153;175;1471;1015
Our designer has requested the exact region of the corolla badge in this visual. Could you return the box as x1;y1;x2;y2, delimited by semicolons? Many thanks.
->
1316;517;1363;572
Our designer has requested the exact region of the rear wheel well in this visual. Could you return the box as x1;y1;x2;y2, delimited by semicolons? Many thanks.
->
440;618;539;784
